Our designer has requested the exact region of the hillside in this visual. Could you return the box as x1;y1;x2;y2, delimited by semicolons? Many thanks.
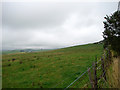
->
2;49;53;55
2;43;103;88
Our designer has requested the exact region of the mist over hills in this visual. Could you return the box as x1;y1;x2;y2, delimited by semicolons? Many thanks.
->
2;40;103;55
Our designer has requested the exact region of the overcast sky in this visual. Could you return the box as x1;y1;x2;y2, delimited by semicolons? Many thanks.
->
2;1;118;50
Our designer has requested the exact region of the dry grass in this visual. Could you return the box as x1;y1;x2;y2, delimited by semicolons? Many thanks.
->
106;53;119;88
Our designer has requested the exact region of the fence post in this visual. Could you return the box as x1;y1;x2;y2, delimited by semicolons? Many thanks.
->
108;49;112;64
101;56;107;81
88;68;94;88
93;62;97;89
104;50;108;67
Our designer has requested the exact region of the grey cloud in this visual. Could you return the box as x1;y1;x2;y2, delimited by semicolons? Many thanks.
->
2;2;117;50
2;2;71;29
2;2;100;29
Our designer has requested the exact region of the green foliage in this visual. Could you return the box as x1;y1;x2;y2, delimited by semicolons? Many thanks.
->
2;44;103;88
103;11;120;54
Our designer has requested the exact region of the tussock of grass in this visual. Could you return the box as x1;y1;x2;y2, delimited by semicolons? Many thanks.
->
106;55;119;88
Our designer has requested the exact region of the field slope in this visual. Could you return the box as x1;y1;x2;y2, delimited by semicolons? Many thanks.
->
2;43;103;88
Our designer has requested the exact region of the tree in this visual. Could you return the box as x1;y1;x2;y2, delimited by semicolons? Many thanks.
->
103;11;120;54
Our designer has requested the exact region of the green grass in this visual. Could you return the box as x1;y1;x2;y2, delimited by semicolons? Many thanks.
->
2;43;103;88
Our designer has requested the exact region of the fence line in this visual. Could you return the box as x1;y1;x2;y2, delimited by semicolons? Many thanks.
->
64;48;112;89
64;58;101;89
53;60;97;88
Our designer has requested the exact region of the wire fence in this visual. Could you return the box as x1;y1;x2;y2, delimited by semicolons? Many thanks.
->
52;48;117;88
65;48;115;89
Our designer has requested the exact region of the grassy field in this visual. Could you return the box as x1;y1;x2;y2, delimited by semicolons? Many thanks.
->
2;43;103;88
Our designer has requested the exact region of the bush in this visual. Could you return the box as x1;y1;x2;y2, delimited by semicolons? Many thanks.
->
103;11;120;55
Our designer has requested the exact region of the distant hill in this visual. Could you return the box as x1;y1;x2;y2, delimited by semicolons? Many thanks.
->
2;49;54;55
2;41;103;55
93;40;104;44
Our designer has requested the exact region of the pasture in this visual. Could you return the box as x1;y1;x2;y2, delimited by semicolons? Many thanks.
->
2;43;103;88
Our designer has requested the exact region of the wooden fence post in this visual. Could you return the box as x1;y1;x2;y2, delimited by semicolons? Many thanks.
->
93;62;97;89
108;49;112;64
101;56;107;81
88;68;94;88
104;50;108;67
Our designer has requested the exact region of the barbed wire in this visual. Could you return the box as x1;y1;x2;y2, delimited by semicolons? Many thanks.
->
64;65;94;89
53;60;95;88
64;70;88;90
